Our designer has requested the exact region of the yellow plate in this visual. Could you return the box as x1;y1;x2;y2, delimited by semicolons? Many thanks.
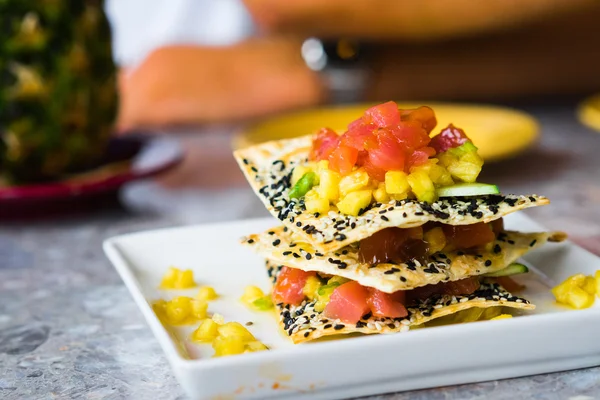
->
577;94;600;132
234;102;539;162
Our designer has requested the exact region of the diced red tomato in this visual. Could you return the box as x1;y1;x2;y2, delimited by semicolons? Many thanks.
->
323;281;370;324
310;102;444;179
363;101;401;127
388;121;431;151
406;146;436;169
309;128;339;161
442;222;496;249
401;106;437;134
430;124;470;153
272;267;316;306
494;276;525;292
367;288;408;318
328;145;359;175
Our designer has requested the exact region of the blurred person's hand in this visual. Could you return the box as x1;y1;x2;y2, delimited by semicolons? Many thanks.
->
116;0;600;131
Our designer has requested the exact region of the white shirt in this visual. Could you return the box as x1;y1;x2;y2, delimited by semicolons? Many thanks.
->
105;0;255;67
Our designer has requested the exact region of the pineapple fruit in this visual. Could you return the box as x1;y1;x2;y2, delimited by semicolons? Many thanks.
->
552;272;598;309
0;0;117;183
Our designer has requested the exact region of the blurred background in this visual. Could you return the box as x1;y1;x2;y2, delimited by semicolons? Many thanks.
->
1;0;600;228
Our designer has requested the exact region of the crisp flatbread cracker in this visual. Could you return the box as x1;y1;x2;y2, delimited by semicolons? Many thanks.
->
265;263;534;344
234;135;550;253
244;228;565;293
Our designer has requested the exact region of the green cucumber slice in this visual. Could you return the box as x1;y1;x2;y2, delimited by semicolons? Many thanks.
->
437;183;500;197
483;263;529;277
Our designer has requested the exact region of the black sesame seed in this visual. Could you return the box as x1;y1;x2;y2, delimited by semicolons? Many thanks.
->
387;323;396;329
493;244;501;254
334;324;345;330
350;222;357;229
400;276;407;282
289;243;297;247
296;222;302;227
293;253;300;258
315;252;324;257
529;196;536;202
415;212;424;216
356;321;366;328
303;331;310;338
508;240;515;245
247;239;255;244
485;260;492;267
324;324;333;329
251;166;258;172
402;212;408;218
314;213;320;218
272;239;281;246
242;158;249;165
305;254;312;260
336;234;347;241
381;215;389;221
283;251;292;256
337;262;348;269
362;312;372;320
529;239;537;247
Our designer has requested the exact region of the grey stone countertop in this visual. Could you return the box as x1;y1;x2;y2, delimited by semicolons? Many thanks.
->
1;102;600;400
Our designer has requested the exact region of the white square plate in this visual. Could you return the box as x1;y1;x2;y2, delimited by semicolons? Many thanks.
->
103;214;600;400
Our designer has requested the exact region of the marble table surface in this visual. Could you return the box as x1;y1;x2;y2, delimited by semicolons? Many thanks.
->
1;102;600;400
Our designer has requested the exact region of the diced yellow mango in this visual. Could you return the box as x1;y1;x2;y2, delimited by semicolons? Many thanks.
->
424;227;446;254
303;276;322;300
190;299;208;319
317;160;329;172
373;182;390;203
407;170;436;203
437;152;457;168
596;270;600;297
241;285;264;305
212;313;225;325
460;151;484;167
165;296;192;323
385;171;410;194
291;165;312;186
212;335;245;357
218;322;256;342
159;267;197;289
192;318;220;342
446;160;482;183
490;314;513;320
566;287;594;309
582;276;596;296
197;286;218;302
428;163;454;187
339;168;370;197
319;169;340;202
245;341;269;352
336;190;372;216
305;197;330;215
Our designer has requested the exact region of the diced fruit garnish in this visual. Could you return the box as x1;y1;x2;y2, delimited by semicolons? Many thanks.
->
407;169;436;203
339;168;370;197
367;288;408;318
159;266;196;289
323;281;370;324
303;276;323;301
192;318;220;342
310;127;339;161
289;172;317;199
429;124;469;153
190;299;208;319
272;267;316;305
212;335;246;357
154;296;208;325
318;169;340;202
241;285;265;304
372;182;390;203
484;263;529;277
197;286;218;302
212;313;225;324
291;165;312;186
218;322;256;342
596;270;600;296
427;163;454;187
442;222;495;249
490;314;513;320
438;142;484;183
385;171;410;194
437;183;499;198
252;296;274;310
305;197;330;215
336;190;372;216
552;272;597;309
423;227;446;254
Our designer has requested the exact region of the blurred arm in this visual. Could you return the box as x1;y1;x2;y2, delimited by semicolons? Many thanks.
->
243;0;597;41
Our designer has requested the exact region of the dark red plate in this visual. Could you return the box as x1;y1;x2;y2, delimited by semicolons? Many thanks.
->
0;135;184;220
